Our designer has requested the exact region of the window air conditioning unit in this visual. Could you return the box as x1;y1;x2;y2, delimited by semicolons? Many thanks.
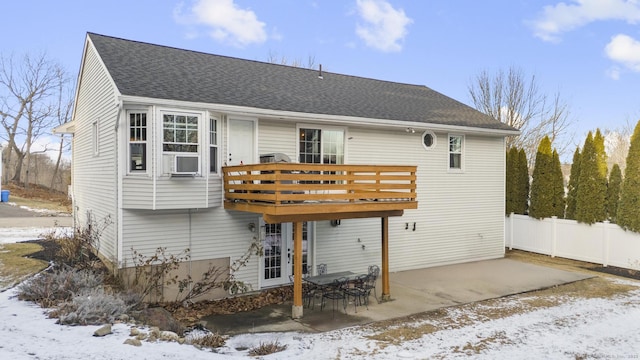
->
172;155;199;176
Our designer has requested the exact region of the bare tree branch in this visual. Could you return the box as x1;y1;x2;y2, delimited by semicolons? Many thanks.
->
0;51;66;185
468;66;573;168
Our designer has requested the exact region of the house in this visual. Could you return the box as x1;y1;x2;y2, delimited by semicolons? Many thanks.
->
56;33;518;317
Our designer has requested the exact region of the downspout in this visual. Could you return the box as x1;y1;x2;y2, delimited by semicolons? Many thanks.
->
188;208;193;295
114;98;124;269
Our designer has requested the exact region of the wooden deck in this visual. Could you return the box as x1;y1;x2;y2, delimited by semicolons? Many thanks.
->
223;163;417;223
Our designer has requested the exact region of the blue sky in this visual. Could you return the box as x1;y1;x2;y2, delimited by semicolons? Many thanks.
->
3;0;640;157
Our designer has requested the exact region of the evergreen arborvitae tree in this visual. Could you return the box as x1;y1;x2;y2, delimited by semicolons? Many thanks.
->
551;150;566;217
594;129;609;179
607;163;622;223
517;148;530;215
565;147;581;219
505;147;518;215
618;120;640;232
529;136;555;219
575;131;607;224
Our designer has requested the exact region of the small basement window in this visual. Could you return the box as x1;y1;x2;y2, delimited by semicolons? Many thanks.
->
422;130;436;150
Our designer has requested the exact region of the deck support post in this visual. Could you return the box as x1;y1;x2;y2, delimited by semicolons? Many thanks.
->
292;221;304;318
381;216;391;301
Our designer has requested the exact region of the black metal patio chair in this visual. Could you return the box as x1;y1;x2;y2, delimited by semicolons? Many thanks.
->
320;276;349;317
290;275;317;309
367;265;380;302
344;274;371;313
317;263;327;275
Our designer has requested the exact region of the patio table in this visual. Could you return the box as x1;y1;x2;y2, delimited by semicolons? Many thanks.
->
304;271;356;286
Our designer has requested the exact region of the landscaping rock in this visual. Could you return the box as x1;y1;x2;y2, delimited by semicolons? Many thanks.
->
160;331;179;342
130;308;185;335
124;338;142;347
93;324;112;337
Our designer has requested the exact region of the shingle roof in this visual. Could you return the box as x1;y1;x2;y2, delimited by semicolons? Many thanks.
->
88;33;516;132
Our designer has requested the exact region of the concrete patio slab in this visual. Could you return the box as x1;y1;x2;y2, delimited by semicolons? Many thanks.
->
202;257;593;335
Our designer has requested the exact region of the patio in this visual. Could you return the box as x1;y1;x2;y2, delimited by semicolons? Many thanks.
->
201;257;593;334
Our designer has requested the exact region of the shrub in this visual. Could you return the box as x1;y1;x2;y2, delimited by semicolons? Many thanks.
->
185;331;227;349
565;147;581;219
516;148;530;215
129;247;190;303
607;164;622;223
17;267;104;308
248;341;287;356
42;211;112;270
57;288;130;325
618;120;640;232
575;131;607;224
530;136;564;219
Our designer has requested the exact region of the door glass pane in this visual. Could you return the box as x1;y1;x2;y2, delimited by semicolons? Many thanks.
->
263;223;283;280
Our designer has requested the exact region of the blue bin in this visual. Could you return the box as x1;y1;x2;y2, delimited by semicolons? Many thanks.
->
1;190;9;202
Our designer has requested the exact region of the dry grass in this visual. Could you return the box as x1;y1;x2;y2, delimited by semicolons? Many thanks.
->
3;183;71;213
187;332;227;349
0;242;49;289
247;341;287;356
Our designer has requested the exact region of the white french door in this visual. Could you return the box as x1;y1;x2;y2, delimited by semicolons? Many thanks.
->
260;221;312;287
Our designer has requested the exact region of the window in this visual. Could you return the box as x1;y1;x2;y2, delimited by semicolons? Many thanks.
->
299;128;344;164
209;117;218;173
299;127;344;184
128;112;147;171
449;135;463;170
422;130;436;150
163;113;198;153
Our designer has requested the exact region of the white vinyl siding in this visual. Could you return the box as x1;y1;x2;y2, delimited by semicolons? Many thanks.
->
344;127;505;272
121;208;260;288
71;42;119;262
122;177;208;210
154;179;207;209
257;119;297;158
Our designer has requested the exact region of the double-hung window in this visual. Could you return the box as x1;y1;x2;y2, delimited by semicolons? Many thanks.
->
162;111;200;174
163;113;198;152
449;134;463;170
128;112;147;172
209;117;218;173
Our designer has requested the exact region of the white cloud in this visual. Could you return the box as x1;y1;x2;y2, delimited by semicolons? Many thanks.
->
174;0;267;47
605;33;640;72
529;0;640;42
355;0;413;52
606;66;622;80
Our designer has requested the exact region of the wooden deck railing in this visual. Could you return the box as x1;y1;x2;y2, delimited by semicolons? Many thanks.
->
223;163;417;205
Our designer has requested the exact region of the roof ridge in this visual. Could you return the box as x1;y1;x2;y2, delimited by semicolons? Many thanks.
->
86;32;430;90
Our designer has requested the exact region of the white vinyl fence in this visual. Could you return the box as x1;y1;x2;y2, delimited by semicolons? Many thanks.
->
505;214;640;271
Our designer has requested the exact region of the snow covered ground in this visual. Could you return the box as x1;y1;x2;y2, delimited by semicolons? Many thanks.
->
1;227;640;359
1;276;639;359
0;226;71;244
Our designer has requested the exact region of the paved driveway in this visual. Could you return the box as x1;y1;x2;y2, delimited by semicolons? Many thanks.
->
0;203;72;227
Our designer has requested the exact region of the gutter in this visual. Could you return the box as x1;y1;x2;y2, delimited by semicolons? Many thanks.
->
118;96;521;137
